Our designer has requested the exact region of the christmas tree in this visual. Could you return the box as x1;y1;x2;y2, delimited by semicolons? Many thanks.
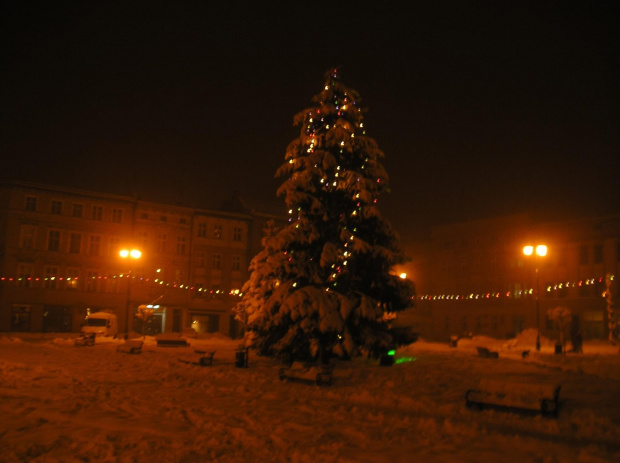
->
236;68;414;362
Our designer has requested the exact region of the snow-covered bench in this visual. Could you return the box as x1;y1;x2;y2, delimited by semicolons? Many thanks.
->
116;340;143;354
156;333;189;347
279;362;334;386
466;379;561;417
476;346;499;358
178;350;216;367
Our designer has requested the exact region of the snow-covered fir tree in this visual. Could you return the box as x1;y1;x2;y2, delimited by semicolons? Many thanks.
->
235;68;415;362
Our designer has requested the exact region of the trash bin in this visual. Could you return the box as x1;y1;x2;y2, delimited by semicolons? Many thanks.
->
235;349;248;368
554;343;563;355
450;336;458;348
379;353;395;366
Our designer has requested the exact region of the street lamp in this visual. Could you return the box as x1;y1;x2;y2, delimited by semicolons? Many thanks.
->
120;248;142;340
523;244;547;351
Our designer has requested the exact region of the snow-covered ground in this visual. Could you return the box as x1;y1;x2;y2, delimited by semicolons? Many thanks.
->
1;329;618;462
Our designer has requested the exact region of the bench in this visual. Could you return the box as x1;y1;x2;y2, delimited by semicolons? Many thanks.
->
116;340;143;354
74;332;96;347
466;379;561;417
279;362;335;386
476;346;499;358
156;333;189;347
178;350;216;367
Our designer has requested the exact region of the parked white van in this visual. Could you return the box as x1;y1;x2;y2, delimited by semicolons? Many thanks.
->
81;312;118;337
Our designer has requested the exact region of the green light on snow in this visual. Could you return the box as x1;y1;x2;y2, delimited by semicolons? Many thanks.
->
395;357;417;365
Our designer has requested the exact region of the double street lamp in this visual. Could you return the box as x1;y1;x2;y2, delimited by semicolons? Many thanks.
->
523;244;548;351
120;249;142;340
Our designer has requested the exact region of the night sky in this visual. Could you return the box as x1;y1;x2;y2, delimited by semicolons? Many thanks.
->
2;2;618;244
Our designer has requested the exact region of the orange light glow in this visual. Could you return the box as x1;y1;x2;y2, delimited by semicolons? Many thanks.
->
120;249;142;259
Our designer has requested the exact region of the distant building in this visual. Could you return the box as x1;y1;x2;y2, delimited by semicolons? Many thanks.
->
400;213;620;342
0;181;285;337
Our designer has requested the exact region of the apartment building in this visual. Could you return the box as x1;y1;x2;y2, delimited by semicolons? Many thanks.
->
404;213;620;342
0;181;282;337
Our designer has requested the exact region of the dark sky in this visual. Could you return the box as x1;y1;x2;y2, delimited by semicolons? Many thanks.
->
2;2;619;244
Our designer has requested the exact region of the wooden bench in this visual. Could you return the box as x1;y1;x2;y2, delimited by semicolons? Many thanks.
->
156;333;189;347
74;332;96;347
279;362;335;386
178;350;216;367
476;346;499;358
466;379;561;417
116;340;143;354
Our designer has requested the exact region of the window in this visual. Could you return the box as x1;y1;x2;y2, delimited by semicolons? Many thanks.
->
198;222;207;238
580;281;594;297
232;255;241;271
579;245;588;265
557;247;567;267
112;208;123;223
48;230;61;252
108;237;120;257
25;196;37;211
196;252;206;267
89;235;101;256
10;306;31;331
86;271;99;292
156;234;167;253
558;283;568;298
51;200;62;215
138;232;148;250
176;236;186;255
44;266;59;289
212;253;221;270
233;227;242;242
66;268;80;290
19;225;35;250
92;206;103;221
213;224;222;239
593;244;603;264
17;264;33;288
69;233;82;254
72;203;83;218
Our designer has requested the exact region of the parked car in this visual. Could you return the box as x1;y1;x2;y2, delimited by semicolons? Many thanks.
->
81;312;118;337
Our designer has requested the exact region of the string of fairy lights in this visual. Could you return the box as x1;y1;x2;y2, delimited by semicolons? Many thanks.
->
0;274;243;297
416;274;615;301
0;273;614;302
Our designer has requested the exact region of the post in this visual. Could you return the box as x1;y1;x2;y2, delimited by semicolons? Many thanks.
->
125;272;131;340
535;267;540;351
120;248;141;340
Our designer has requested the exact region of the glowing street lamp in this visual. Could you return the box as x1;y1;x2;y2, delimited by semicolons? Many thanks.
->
523;244;548;351
120;248;141;339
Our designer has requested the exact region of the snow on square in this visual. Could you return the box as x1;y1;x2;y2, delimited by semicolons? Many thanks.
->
0;329;619;462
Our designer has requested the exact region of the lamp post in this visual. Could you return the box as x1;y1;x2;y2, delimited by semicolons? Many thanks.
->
523;244;548;351
120;248;142;340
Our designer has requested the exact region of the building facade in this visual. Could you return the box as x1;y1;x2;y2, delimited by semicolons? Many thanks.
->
0;181;283;338
402;213;620;342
